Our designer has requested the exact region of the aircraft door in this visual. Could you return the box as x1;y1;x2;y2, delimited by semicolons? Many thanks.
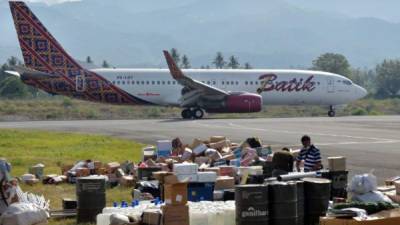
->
327;77;335;93
76;74;86;92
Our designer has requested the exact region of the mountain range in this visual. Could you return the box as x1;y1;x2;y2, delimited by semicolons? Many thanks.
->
1;0;400;69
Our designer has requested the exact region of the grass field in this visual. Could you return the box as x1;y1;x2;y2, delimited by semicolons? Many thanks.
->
0;129;145;225
0;97;399;121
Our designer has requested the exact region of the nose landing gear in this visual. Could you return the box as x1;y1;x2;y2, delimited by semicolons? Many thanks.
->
328;105;336;117
181;108;205;119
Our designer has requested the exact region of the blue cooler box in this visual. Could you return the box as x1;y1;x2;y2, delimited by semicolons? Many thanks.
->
188;182;214;202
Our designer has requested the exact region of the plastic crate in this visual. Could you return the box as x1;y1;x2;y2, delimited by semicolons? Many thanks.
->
187;182;214;202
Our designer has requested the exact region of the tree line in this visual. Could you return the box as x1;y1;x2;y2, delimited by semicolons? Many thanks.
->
0;51;399;99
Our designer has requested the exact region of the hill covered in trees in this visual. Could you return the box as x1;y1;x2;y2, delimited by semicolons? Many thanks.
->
2;0;400;68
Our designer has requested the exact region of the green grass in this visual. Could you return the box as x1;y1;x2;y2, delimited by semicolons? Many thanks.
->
0;97;398;121
0;129;145;225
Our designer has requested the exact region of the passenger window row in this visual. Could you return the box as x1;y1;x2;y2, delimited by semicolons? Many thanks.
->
111;80;261;86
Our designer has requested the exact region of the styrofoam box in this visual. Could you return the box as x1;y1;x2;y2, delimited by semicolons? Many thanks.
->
173;163;199;175
156;140;172;151
193;144;208;155
177;174;198;182
197;172;217;183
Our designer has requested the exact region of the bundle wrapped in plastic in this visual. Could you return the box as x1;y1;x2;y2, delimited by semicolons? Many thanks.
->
348;173;377;195
0;202;48;225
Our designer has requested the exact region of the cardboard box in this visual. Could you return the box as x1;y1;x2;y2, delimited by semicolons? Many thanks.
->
218;166;235;177
25;178;39;185
93;161;102;169
197;172;217;183
106;162;120;174
328;156;346;171
173;163;198;175
120;175;135;187
190;138;203;149
214;176;235;190
61;164;74;176
162;205;189;225
153;171;174;183
177;174;198;182
210;136;226;143
95;167;107;175
76;168;90;177
194;156;210;166
202;167;220;176
387;194;400;204
209;140;230;150
164;183;188;205
395;181;400;195
164;175;181;184
193;144;208;156
142;209;162;225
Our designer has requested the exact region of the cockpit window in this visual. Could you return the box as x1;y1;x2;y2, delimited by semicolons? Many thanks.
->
343;80;352;85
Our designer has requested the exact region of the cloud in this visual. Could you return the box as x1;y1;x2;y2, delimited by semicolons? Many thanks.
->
25;0;82;5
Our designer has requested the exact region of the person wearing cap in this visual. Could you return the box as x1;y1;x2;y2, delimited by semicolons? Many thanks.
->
296;135;322;172
272;147;294;177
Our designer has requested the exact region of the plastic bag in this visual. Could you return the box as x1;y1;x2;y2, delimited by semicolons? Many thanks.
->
348;173;377;195
352;191;393;203
0;203;48;225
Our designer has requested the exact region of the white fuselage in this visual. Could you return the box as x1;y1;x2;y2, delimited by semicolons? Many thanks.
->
92;68;367;107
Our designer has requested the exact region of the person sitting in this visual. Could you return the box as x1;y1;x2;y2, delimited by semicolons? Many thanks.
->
272;147;294;177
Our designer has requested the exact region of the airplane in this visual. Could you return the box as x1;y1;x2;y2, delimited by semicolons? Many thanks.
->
6;1;367;119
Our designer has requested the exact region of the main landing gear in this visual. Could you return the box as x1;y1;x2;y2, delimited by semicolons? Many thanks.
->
181;108;205;119
328;105;336;117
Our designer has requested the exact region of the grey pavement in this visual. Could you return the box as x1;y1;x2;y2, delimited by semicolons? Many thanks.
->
1;116;399;183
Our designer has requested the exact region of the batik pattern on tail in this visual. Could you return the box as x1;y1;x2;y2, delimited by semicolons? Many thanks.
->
9;1;151;105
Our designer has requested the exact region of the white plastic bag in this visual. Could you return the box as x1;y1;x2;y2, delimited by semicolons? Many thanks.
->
348;173;377;195
110;213;130;225
0;202;48;225
352;191;393;203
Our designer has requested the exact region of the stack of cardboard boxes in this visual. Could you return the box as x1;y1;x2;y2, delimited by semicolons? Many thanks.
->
154;172;189;225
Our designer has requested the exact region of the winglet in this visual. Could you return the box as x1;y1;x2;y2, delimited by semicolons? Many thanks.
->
163;50;184;79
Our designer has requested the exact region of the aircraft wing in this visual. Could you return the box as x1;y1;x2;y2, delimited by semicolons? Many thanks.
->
163;50;228;97
5;65;59;79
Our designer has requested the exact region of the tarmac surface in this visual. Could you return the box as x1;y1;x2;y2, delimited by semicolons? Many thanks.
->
1;116;399;183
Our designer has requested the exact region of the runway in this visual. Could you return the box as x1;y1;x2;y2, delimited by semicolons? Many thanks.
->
1;116;399;183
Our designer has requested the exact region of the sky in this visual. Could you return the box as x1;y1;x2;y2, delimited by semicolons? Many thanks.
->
26;0;81;5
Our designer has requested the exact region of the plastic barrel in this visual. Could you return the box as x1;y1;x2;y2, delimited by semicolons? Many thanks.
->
235;184;269;225
295;181;305;225
269;182;298;225
303;177;331;225
76;176;106;223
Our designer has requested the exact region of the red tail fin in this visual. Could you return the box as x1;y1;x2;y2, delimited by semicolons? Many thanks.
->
9;1;83;77
9;1;151;105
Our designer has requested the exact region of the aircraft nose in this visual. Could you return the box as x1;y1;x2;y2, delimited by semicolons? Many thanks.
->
355;85;368;99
